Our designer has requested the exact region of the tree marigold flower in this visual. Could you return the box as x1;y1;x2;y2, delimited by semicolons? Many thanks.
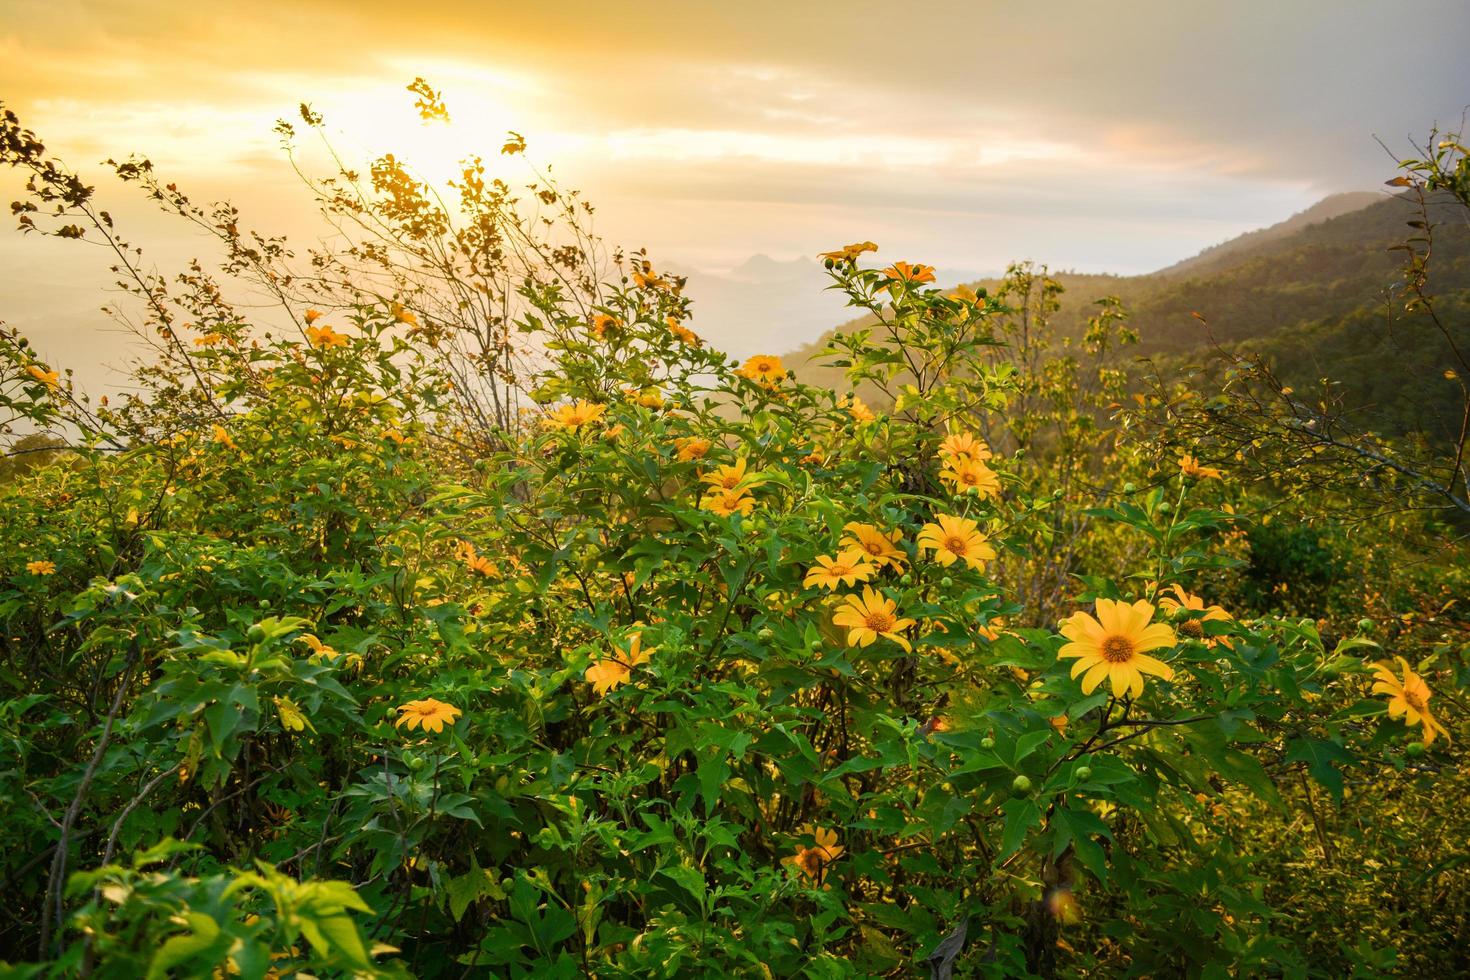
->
455;540;497;577
589;313;622;340
1178;454;1222;480
306;324;349;348
665;316;702;346
26;364;60;387
783;825;844;885
394;698;463;733
938;431;992;463
546;400;606;430
1371;656;1450;745
739;354;786;385
585;634;656;696
832;586;916;652
675;437;712;462
818;241;877;264
193;333;227;347
700;487;756;517
700;458;756;492
804;550;875;591
842;394;876;423
211;425;237;450
304;309;325;325
880;261;936;285
1058;599;1177;698
917;514;996;570
1159;584;1233;647
26;559;57;575
840;522;906;570
939;457;1001;498
631;262;669;290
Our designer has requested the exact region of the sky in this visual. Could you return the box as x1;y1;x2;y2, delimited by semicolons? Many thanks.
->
3;0;1469;387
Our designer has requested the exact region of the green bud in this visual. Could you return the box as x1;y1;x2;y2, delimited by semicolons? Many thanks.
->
1405;741;1426;758
940;576;953;588
757;627;774;641
1356;618;1374;633
1158;502;1173;514
406;754;427;771
980;736;995;750
1075;766;1093;781
1123;482;1137;493
1011;774;1032;795
900;573;913;585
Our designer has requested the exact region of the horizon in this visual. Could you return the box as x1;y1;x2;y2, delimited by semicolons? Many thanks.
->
2;0;1469;387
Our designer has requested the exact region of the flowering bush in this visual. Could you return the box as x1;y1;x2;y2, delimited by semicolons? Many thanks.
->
1;98;1466;977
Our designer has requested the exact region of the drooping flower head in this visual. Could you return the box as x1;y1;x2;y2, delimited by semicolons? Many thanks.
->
675;437;712;462
832;586;916;652
26;364;60;387
818;241;878;265
804;550;876;591
1371;657;1450;746
1058;599;1177;698
917;514;996;570
394;698;463;734
665;316;702;346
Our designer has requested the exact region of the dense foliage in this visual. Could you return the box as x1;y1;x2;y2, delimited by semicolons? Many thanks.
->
0;94;1467;978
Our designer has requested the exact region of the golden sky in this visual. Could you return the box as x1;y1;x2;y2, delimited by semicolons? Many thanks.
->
3;0;1469;384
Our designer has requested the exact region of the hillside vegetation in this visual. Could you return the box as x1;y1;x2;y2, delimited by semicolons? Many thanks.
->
0;93;1467;979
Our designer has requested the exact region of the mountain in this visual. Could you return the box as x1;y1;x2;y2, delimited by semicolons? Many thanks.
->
784;190;1470;439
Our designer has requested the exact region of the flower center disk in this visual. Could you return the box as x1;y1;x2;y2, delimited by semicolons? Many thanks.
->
1101;635;1134;663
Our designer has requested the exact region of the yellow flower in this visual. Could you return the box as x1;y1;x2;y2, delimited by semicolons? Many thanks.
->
300;634;340;661
675;437;712;462
393;698;463;733
938;431;992;463
589;313;622;340
700;458;755;491
26;364;60;387
631;261;669;290
880;261;936;284
546;400;606;430
783;825;844;885
304;309;325;325
939;457;1001;498
832;586;916;652
26;560;56;576
455;540;497;578
917;514;995;570
585;634;656;696
818;241;877;264
701;488;756;517
1178;454;1222;480
840;522;906;570
275;695;312;733
623;386;665;410
306;324;348;348
842;394;876;423
1159;584;1233;647
739;354;786;386
391;302;417;325
948;284;981;305
1371;656;1450;745
193;333;226;347
804;550;876;591
211;425;237;450
976;617;1008;641
665;316;702;346
1058;599;1177;698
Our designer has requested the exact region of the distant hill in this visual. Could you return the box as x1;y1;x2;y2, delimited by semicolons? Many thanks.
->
784;191;1470;440
1156;191;1382;279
